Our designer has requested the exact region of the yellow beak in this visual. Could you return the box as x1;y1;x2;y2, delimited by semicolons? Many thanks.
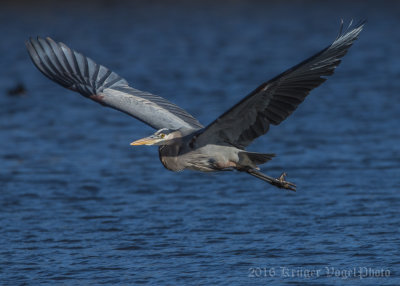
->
130;136;158;146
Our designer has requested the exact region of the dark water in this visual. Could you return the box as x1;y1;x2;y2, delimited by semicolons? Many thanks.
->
1;1;399;285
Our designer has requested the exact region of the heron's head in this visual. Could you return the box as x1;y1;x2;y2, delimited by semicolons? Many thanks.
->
130;128;180;146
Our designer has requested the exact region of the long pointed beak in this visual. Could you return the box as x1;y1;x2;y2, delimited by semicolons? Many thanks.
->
130;136;158;146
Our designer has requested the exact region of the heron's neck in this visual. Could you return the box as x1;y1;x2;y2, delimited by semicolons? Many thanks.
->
158;145;183;171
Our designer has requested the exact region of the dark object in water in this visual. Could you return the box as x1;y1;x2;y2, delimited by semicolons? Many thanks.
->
7;83;26;96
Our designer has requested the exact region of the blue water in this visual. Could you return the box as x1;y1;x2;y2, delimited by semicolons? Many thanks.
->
1;1;399;285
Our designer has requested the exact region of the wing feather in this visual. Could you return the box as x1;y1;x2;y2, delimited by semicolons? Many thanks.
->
196;21;364;148
26;37;203;131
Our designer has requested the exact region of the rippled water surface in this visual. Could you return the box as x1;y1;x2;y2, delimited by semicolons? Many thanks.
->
1;1;400;285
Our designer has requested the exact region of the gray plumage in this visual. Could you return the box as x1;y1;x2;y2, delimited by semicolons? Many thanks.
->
26;21;364;191
26;37;202;131
196;21;364;148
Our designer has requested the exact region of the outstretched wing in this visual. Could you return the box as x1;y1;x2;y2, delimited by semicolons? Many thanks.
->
26;37;203;131
195;21;364;148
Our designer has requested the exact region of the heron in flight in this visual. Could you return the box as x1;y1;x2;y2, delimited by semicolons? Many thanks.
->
26;21;364;191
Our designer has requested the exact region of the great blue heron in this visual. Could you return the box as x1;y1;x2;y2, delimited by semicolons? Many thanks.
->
26;21;364;191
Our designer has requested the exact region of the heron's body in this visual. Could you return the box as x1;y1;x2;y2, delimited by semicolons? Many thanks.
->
26;21;364;191
160;142;242;172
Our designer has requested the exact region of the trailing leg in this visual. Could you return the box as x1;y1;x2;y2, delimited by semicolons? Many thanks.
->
247;169;296;191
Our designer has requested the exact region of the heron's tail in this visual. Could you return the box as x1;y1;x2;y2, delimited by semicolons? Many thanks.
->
246;152;275;164
25;37;127;98
238;151;275;169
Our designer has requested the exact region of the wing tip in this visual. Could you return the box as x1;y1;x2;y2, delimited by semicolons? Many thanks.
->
335;19;366;42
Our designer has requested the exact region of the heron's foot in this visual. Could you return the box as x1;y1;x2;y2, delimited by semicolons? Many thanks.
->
273;172;296;192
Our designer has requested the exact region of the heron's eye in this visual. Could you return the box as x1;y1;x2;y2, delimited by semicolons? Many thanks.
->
160;133;165;139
